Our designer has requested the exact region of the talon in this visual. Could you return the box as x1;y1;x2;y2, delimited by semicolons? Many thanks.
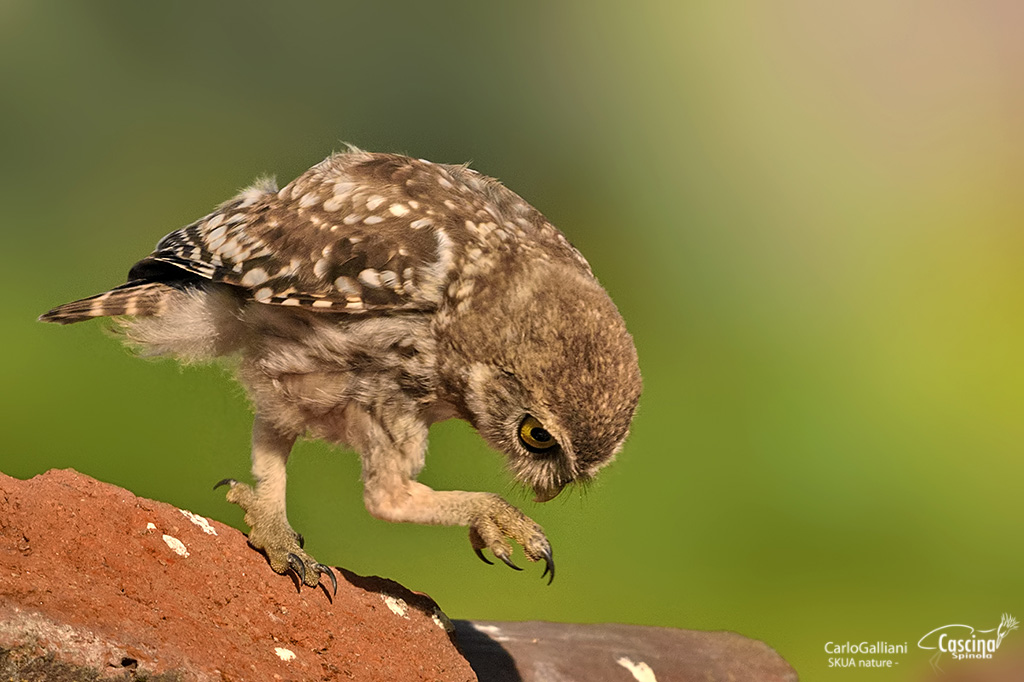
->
540;548;555;585
474;548;494;565
296;532;305;549
287;552;306;586
213;478;237;490
318;564;338;595
498;554;523;571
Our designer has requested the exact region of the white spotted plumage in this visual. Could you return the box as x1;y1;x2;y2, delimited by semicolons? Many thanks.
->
40;148;640;593
96;148;590;317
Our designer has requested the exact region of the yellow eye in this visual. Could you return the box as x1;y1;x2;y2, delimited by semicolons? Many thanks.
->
519;415;557;454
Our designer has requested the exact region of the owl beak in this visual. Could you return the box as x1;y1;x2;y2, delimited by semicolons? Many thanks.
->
533;483;565;503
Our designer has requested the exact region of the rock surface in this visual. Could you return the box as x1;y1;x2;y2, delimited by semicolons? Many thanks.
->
0;468;798;682
452;619;798;682
0;468;475;681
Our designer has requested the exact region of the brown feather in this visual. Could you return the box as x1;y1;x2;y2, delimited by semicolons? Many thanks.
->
39;282;175;325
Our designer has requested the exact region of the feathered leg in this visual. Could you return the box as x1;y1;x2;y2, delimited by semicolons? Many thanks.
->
216;416;337;594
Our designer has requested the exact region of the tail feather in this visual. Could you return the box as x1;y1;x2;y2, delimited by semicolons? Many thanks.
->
39;281;176;325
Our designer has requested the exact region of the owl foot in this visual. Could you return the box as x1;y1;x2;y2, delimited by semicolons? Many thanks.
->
469;499;555;584
214;478;337;595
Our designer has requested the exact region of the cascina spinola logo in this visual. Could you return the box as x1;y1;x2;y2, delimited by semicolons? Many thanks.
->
918;613;1018;672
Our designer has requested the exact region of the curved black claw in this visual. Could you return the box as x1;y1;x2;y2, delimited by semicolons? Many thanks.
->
540;547;555;585
213;478;238;490
498;554;523;571
295;532;305;550
317;564;338;596
474;548;494;565
287;552;307;586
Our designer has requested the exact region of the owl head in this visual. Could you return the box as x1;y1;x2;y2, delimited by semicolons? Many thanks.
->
449;258;642;502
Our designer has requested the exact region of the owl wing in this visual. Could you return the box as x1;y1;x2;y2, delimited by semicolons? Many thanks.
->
129;153;453;313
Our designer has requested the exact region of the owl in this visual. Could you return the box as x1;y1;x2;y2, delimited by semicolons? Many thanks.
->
40;149;642;592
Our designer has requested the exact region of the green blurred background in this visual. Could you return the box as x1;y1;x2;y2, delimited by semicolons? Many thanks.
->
1;2;1021;679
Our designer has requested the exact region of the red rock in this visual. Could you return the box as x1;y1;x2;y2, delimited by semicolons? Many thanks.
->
0;468;476;681
0;468;798;681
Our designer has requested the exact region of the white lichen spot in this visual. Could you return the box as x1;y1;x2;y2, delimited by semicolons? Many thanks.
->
146;522;156;531
179;509;218;536
274;647;296;661
432;608;455;634
381;594;410;618
616;657;657;682
471;623;510;642
162;534;189;558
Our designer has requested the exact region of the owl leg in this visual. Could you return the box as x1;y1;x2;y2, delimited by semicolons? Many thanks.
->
216;416;337;594
353;408;554;582
465;492;555;584
363;478;554;584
